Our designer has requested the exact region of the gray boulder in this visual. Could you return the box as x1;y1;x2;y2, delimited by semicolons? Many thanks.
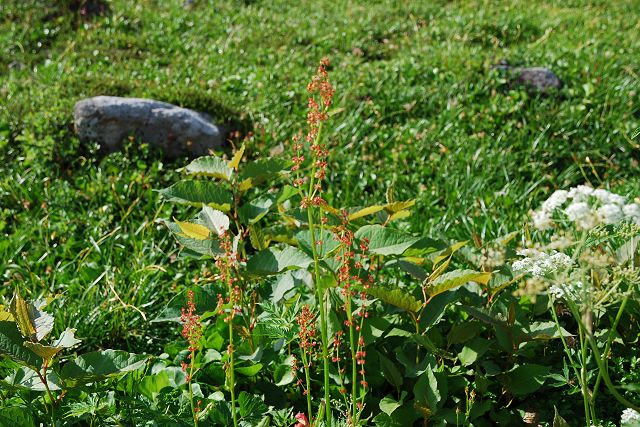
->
73;96;223;158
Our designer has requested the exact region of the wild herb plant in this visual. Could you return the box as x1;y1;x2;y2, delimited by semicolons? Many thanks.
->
512;186;640;426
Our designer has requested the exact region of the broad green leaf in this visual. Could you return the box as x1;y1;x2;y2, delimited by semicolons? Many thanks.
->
274;357;296;386
245;246;313;276
153;283;223;323
458;337;491;366
355;225;419;256
235;363;263;377
228;145;245;170
239;158;288;182
9;290;35;340
4;366;62;391
200;206;230;235
238;391;267;423
378;352;403;387
175;220;210;240
238;178;253;192
60;350;149;387
414;365;444;411
239;195;276;225
0;321;41;369
157;180;233;211
348;205;384;221
499;364;550;396
425;269;492;297
527;321;573;341
367;286;422;313
379;397;402;417
183;156;232;180
0;407;35;427
553;406;570;427
617;235;640;264
139;367;186;400
296;229;340;259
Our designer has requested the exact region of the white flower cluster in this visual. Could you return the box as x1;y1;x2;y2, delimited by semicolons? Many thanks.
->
512;249;573;277
622;408;640;427
532;185;640;230
548;281;583;301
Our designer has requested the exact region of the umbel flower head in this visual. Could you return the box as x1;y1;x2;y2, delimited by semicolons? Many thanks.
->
531;185;640;230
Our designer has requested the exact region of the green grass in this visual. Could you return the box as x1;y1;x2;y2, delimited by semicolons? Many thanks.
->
1;0;639;352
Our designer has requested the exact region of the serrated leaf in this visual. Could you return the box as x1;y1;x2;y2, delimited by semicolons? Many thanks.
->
355;225;419;256
157;180;233;211
175;220;210;240
0;321;42;369
245;246;313;276
228;145;245;170
250;225;268;251
425;269;492;297
367;286;422;312
9;290;35;340
200;206;230;236
183;156;232;180
348;205;384;221
60;350;149;387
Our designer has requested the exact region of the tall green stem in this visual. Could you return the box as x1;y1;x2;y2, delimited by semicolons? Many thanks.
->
188;351;198;427
346;298;357;422
300;348;314;424
228;306;238;427
592;296;628;403
307;207;331;426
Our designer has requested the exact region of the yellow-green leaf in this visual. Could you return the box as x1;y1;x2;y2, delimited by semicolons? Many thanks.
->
10;290;35;340
425;269;492;297
367;286;422;313
348;205;384;221
238;178;253;192
389;210;411;221
228;145;245;170
384;200;415;214
0;305;13;322
175;220;210;240
24;342;64;360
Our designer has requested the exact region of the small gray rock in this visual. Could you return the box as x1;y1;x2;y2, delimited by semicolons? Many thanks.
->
73;96;223;158
514;67;562;93
493;64;562;94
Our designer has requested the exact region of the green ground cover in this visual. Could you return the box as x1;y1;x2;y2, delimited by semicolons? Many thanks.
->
0;1;639;425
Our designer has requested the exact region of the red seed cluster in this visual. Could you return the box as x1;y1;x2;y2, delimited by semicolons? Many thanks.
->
297;305;318;356
214;232;244;324
180;290;202;380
